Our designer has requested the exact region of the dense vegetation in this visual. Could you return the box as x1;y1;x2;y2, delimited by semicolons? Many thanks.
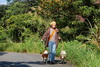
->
0;0;100;67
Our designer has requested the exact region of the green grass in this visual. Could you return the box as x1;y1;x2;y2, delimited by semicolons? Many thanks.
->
0;39;100;67
57;40;100;67
0;35;45;53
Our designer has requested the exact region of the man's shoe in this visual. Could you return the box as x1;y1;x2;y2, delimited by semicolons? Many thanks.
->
50;61;55;64
47;61;50;64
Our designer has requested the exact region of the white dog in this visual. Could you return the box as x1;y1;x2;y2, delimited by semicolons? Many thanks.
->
60;50;67;64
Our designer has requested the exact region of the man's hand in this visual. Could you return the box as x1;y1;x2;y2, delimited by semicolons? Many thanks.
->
41;39;43;42
58;37;61;40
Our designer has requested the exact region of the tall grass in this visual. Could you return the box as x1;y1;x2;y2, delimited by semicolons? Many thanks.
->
57;40;100;67
0;34;45;53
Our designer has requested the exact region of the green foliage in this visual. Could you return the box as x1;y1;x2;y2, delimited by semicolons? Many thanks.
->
0;31;7;42
0;0;99;42
79;6;95;16
0;5;8;19
57;40;100;67
6;2;28;16
37;0;100;41
76;35;87;41
0;26;7;42
0;34;44;53
4;13;49;42
0;1;51;42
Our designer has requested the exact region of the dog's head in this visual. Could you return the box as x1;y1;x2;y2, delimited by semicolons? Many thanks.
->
43;50;48;54
40;50;48;54
60;50;66;55
60;50;67;59
42;50;48;58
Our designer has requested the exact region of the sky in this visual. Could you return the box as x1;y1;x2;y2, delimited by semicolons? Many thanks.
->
0;0;7;5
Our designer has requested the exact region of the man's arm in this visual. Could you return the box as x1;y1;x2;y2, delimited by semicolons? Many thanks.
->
42;28;50;41
56;29;61;40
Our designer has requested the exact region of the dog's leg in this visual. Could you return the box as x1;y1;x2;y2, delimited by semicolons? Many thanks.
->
45;58;47;64
60;58;64;64
60;59;63;64
62;59;64;64
43;58;45;63
62;58;66;64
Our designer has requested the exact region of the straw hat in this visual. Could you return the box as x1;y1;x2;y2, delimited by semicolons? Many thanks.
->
50;21;56;26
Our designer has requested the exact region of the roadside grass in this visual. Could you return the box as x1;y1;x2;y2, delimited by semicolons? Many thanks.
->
57;40;100;67
0;35;45;53
0;39;100;67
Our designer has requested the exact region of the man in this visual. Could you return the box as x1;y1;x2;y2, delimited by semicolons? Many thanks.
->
41;21;61;64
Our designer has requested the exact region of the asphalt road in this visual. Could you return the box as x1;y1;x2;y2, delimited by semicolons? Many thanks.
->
0;52;72;67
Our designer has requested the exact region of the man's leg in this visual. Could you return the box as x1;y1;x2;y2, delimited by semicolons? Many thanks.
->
48;41;53;62
51;42;56;62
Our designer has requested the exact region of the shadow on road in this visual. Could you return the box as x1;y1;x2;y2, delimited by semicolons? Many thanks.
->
0;52;7;56
0;61;47;67
0;61;30;67
0;60;66;67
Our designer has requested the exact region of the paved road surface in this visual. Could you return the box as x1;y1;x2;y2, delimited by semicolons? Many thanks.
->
0;52;72;67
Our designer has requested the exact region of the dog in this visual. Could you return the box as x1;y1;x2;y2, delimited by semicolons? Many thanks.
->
60;50;67;64
42;50;48;64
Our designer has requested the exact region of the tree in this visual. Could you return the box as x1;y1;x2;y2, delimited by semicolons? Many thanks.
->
0;2;30;42
37;0;100;41
0;5;8;19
